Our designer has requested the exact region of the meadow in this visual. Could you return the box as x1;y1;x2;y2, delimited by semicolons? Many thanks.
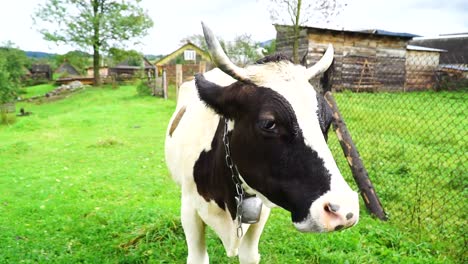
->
0;84;464;263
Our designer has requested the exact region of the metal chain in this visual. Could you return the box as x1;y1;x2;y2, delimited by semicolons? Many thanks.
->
222;118;244;238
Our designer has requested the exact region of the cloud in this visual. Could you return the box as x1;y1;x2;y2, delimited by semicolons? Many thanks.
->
0;0;466;55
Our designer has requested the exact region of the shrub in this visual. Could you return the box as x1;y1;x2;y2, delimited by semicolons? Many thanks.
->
136;80;152;96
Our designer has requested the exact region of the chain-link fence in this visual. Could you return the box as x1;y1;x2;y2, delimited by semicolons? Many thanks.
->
326;54;467;261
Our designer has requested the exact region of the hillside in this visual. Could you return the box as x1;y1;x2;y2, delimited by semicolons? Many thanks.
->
25;51;57;59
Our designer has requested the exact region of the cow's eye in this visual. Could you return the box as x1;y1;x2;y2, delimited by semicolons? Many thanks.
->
258;119;277;133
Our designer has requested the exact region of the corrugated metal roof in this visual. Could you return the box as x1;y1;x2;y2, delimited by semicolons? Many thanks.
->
407;45;447;52
276;24;419;39
358;29;420;38
413;34;468;40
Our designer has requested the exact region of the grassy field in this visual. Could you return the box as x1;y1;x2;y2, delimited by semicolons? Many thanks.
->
19;84;58;99
0;85;464;263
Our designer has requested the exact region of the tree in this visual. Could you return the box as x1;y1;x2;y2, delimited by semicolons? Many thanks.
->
180;34;260;67
180;34;208;52
262;39;277;56
34;0;153;86
268;0;347;63
225;34;262;67
107;47;143;67
0;44;30;104
55;51;92;75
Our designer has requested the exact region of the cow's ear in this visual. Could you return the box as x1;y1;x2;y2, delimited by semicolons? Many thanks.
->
316;93;333;141
195;73;243;119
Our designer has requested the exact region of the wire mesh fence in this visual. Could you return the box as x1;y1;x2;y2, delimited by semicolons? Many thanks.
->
326;54;467;261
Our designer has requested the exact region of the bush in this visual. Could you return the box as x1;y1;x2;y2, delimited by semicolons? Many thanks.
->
136;80;152;96
0;110;15;125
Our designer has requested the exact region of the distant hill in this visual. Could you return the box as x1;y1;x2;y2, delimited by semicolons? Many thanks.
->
25;50;161;61
25;51;57;59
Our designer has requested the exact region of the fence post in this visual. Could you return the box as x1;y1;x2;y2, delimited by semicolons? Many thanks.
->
175;64;183;101
162;69;168;100
153;67;158;96
324;91;387;221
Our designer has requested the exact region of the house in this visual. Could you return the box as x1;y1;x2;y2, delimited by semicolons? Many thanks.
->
29;64;52;80
108;57;156;80
275;25;422;92
155;42;212;85
55;62;81;77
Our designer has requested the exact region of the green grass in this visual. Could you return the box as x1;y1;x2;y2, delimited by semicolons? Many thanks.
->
19;84;58;99
0;86;464;263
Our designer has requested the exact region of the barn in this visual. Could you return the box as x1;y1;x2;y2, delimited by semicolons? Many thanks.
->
275;25;425;92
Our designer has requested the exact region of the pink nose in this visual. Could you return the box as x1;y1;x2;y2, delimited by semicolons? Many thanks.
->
323;202;358;231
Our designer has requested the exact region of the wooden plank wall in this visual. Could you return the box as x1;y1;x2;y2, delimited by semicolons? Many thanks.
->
306;30;409;92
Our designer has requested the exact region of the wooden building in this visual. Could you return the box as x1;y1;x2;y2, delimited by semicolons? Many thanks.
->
155;42;212;85
276;25;419;92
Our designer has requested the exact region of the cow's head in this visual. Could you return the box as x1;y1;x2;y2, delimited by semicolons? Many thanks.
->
195;23;359;233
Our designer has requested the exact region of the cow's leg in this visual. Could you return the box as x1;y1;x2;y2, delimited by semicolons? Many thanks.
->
238;206;271;264
181;197;209;264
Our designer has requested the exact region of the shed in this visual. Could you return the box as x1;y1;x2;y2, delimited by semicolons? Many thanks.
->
275;25;419;92
155;42;212;85
410;34;468;65
404;45;446;91
55;62;81;77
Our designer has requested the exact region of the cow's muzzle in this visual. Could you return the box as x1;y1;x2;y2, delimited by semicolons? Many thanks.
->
293;190;360;232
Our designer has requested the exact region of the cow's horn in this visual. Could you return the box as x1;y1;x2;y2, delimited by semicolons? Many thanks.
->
306;44;334;79
201;22;249;82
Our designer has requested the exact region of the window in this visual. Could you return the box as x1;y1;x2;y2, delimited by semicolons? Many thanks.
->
184;50;196;61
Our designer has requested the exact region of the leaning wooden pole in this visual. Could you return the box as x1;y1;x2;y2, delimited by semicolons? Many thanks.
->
324;91;387;220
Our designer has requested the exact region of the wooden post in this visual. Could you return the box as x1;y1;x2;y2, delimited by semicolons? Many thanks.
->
175;64;183;100
153;67;159;96
324;91;387;220
162;69;168;100
199;61;207;74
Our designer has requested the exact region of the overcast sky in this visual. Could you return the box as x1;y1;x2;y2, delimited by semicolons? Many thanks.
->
0;0;467;55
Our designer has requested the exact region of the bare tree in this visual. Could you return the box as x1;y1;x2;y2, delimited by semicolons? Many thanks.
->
268;0;347;63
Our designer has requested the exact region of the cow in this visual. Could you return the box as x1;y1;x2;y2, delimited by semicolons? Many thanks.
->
165;23;359;264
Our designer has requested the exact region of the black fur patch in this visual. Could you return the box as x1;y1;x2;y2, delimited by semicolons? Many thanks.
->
193;85;332;223
193;119;238;219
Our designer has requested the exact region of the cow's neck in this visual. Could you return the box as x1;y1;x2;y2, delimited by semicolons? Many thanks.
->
193;118;238;219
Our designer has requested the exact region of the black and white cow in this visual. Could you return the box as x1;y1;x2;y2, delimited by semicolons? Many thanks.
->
165;23;359;264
